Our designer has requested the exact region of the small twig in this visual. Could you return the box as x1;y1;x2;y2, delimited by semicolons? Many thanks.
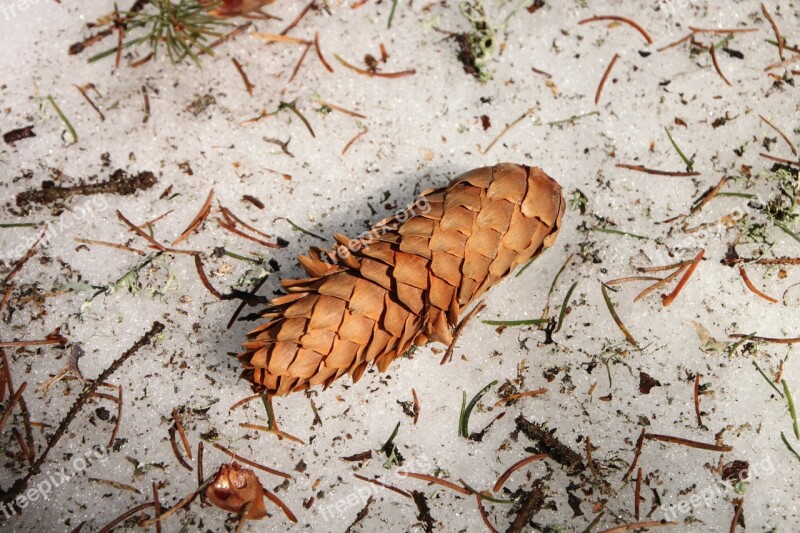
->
615;164;699;177
0;382;27;433
595;53;620;105
1;322;164;507
579;15;653;44
240;422;305;444
97;502;154;533
689;26;757;34
75;238;146;255
108;385;123;448
411;388;420;425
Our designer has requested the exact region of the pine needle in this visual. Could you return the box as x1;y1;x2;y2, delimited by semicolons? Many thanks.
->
459;380;497;437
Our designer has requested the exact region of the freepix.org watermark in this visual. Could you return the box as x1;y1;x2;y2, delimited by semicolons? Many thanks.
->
659;454;775;522
319;454;432;522
0;444;110;519
0;0;45;22
321;195;432;266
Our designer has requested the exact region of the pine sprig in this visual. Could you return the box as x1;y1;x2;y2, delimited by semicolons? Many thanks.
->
89;0;229;66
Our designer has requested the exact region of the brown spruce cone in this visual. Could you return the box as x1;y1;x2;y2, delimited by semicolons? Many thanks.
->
239;163;565;395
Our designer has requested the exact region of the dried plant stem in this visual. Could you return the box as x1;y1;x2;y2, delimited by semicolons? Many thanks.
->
595;53;620;105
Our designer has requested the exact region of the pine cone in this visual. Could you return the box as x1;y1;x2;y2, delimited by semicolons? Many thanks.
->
239;163;564;395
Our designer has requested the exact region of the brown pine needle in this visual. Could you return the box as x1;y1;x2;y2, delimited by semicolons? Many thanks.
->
761;3;785;60
398;471;471;495
579;16;653;44
622;428;646;481
75;84;105;121
75;238;146;255
730;497;744;533
4;230;45;284
172;189;214;245
108;386;123;448
645;433;733;452
759;115;798;156
494;388;548;406
117;210;166;251
441;300;486;364
230;393;262;410
694;374;703;427
765;52;800;71
634;467;643;520
492;454;548;492
0;283;14;315
212;443;293;479
88;477;141;494
662;249;704;307
220;206;276;240
601;283;639;348
475;493;498;533
481;107;534;155
289;43;312;83
598;521;678;533
205;22;251;53
217;218;284;249
334;53;416;78
616;163;700;177
657;32;694;52
729;334;800;344
412;388;420;425
139;476;215;527
138;209;174;229
193;255;223;299
0;338;67;348
739;267;778;303
280;1;315;36
232;58;255;96
710;44;732;86
342;128;369;155
240;422;305;444
636;260;691;273
633;262;690;303
263;487;298;523
688;26;757;34
98;502;154;533
606;275;661;285
172;408;192;460
353;473;412;498
168;426;193;471
314;32;334;73
595;53;620;105
251;33;310;45
316;100;366;119
152;483;162;533
759;152;800;166
0;382;27;433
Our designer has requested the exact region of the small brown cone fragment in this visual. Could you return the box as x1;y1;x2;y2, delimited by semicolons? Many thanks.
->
206;462;268;520
239;164;564;395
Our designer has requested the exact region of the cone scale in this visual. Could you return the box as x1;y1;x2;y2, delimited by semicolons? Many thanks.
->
238;163;565;395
